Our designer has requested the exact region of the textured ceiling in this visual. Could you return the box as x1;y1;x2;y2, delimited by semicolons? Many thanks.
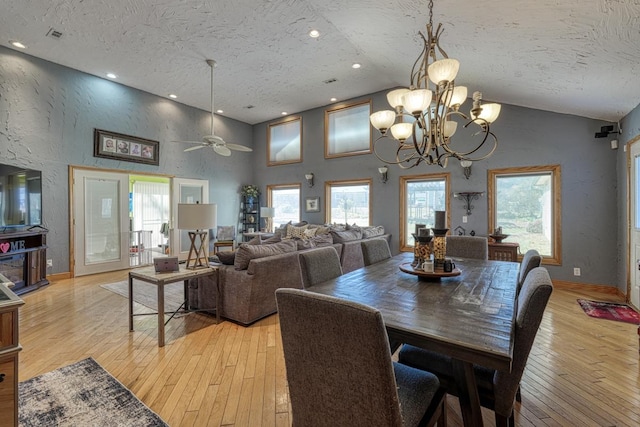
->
1;0;639;125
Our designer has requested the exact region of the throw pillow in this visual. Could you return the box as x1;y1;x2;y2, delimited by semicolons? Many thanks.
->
330;228;363;243
310;233;334;247
303;227;318;238
286;224;309;239
216;251;236;265
244;236;262;245
233;239;297;270
362;225;385;239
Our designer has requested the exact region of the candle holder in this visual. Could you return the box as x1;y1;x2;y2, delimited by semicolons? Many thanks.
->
431;228;448;267
412;233;433;268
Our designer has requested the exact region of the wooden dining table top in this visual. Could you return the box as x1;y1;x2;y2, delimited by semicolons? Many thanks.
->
309;252;520;372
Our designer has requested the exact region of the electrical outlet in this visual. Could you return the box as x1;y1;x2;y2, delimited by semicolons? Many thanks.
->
46;259;53;268
573;267;581;276
462;215;468;223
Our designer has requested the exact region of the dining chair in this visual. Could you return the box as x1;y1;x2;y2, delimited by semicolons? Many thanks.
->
361;237;392;266
213;225;236;252
445;236;488;260
276;288;447;427
298;246;343;288
397;267;552;427
518;249;542;294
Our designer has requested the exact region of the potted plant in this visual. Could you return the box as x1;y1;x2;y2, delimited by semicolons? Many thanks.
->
241;185;260;204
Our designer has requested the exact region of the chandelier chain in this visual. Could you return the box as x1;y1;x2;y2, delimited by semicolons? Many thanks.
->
428;0;434;28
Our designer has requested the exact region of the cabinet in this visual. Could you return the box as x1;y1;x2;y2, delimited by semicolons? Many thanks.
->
0;284;24;427
240;196;260;237
488;242;520;262
0;229;49;295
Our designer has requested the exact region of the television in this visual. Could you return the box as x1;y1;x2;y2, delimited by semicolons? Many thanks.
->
0;163;42;228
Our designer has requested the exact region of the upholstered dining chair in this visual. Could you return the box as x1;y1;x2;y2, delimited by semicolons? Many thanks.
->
445;235;488;260
361;238;392;266
298;246;343;288
397;267;553;427
213;225;236;252
518;249;542;294
276;288;446;427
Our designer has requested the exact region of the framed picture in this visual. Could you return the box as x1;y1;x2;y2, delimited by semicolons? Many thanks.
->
305;196;320;213
94;129;160;166
325;100;372;158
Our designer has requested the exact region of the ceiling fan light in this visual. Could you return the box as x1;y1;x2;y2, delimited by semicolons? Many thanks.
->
402;89;432;116
428;58;460;84
390;123;413;141
370;110;396;132
386;88;410;109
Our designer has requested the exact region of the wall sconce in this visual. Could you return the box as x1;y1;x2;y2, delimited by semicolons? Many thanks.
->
378;166;388;183
305;173;314;188
460;160;473;180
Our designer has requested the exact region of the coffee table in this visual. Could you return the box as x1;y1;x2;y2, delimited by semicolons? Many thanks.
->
128;265;218;347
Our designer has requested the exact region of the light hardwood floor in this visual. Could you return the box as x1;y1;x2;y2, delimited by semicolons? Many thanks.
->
18;270;640;426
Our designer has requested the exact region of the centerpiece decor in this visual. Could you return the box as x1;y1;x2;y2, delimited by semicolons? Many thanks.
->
412;224;433;268
432;210;448;267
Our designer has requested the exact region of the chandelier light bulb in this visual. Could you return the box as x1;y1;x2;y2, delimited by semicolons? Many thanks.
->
402;89;432;116
369;110;396;132
386;88;410;109
390;123;413;141
428;58;460;84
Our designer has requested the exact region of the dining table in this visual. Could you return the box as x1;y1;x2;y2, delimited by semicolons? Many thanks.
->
309;252;519;427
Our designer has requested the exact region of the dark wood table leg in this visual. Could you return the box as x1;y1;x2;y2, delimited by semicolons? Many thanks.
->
452;359;483;427
158;282;165;347
128;274;134;332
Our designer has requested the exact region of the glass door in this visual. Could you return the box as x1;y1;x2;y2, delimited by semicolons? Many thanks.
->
73;169;130;276
170;178;210;260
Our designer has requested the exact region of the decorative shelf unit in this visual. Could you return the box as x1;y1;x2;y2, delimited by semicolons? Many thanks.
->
240;196;261;239
0;228;49;295
453;192;484;215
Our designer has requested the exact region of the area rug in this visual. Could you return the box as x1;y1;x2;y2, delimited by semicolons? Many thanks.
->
101;280;184;312
19;357;168;426
577;299;640;325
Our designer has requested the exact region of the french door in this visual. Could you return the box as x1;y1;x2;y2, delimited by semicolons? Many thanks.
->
170;178;210;261
73;169;130;276
630;141;640;309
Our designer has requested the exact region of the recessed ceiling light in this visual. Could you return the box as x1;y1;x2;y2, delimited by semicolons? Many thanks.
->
281;112;288;116
216;109;223;114
10;40;26;49
330;97;337;102
309;30;320;38
352;63;361;69
168;94;178;99
106;73;117;79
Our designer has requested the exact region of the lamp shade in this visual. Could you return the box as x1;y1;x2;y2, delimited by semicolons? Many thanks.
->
476;103;501;124
369;110;396;131
428;58;460;84
386;88;410;109
402;89;432;115
177;203;217;230
448;86;468;107
260;207;275;218
390;123;413;141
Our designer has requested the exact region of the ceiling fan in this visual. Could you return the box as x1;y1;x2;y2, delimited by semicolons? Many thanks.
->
175;59;252;157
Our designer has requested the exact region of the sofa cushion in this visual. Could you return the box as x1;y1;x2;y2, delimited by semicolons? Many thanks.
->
311;233;334;247
330;228;363;243
234;239;297;270
216;251;236;265
362;225;385;239
262;234;282;244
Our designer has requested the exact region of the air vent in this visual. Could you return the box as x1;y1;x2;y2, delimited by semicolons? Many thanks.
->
46;28;63;39
244;105;255;109
323;78;337;84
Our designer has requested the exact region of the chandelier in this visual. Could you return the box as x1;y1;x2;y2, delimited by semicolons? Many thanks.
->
369;0;501;169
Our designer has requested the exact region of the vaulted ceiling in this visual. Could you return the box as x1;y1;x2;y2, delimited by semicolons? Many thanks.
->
2;0;639;125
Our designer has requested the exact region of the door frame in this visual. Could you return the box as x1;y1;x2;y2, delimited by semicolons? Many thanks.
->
626;134;640;309
68;165;174;277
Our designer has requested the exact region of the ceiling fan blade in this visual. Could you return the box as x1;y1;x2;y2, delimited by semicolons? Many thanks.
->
184;145;207;152
214;145;232;156
226;143;253;152
172;140;207;144
203;134;226;145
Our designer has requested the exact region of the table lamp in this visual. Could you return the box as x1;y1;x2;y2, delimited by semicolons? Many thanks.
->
260;207;275;233
177;203;217;269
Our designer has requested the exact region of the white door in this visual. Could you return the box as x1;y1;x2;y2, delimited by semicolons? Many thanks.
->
170;178;210;260
73;169;130;276
630;141;640;309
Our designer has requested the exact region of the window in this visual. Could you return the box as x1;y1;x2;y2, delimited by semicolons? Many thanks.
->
488;165;561;264
267;184;301;228
267;117;302;166
325;179;372;226
325;100;372;158
400;174;450;251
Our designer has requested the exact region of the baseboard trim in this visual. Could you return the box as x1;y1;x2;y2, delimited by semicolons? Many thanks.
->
552;279;625;298
48;272;72;281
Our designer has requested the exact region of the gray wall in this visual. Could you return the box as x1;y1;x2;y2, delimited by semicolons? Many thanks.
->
1;45;630;289
252;90;620;287
0;46;254;274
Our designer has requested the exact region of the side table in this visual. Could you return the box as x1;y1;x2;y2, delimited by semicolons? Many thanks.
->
128;265;219;347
